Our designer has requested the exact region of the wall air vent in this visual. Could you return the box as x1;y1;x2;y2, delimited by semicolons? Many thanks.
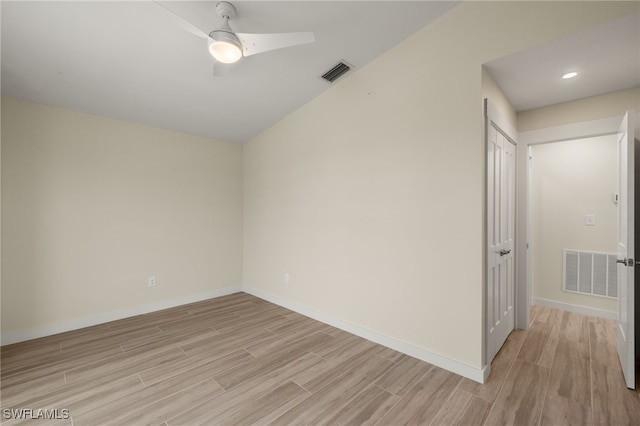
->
563;249;617;298
321;61;352;83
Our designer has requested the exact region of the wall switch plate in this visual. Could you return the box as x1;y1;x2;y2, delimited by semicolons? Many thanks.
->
585;215;596;226
148;276;157;287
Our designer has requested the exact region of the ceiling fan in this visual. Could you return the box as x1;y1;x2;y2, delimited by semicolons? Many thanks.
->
155;1;315;66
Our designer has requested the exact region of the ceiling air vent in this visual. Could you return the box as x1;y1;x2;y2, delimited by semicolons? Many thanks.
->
321;61;352;83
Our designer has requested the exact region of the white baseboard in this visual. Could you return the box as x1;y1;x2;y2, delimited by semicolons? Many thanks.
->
2;284;489;383
243;286;488;384
532;297;617;320
0;285;242;346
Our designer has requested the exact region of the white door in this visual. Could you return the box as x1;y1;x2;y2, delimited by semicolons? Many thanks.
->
617;110;636;389
486;106;516;365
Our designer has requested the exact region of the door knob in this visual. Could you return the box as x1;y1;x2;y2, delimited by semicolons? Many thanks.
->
617;258;637;266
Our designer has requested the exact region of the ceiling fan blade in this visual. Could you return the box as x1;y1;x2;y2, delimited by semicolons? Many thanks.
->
236;32;315;57
152;1;209;39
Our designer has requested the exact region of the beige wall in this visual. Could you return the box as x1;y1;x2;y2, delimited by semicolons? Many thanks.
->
482;68;517;127
243;1;638;371
1;98;243;337
518;88;640;132
531;135;618;312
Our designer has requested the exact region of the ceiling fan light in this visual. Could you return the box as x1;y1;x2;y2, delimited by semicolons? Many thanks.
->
208;31;243;64
210;41;242;63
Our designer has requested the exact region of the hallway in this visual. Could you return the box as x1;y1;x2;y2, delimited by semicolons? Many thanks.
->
461;305;640;424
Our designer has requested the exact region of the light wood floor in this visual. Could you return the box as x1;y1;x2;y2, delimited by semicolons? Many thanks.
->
1;293;639;425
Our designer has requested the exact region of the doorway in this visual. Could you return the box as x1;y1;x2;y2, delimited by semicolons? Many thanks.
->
517;113;639;389
516;116;624;332
529;135;618;318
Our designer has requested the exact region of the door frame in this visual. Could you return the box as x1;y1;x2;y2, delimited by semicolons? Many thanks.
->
516;115;627;329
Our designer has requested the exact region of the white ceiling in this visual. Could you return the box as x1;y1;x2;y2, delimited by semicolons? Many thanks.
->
3;2;638;143
1;1;458;143
484;12;640;112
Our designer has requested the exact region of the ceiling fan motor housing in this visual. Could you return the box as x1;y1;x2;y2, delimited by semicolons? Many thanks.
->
216;1;237;19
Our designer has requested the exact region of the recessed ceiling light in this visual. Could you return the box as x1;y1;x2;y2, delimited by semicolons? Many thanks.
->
562;72;578;79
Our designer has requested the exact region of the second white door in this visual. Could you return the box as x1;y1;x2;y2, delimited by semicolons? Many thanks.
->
486;107;516;365
617;110;636;389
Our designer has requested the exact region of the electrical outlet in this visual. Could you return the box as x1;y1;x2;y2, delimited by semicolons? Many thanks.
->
148;276;156;287
283;273;290;285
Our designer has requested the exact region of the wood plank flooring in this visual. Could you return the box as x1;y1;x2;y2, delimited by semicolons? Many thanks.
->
1;293;639;425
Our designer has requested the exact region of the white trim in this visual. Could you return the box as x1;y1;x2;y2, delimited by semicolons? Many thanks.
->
520;115;632;329
532;297;617;321
2;283;489;383
243;286;489;384
485;98;518;141
519;115;623;146
526;146;534;319
0;285;242;346
517;115;630;340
